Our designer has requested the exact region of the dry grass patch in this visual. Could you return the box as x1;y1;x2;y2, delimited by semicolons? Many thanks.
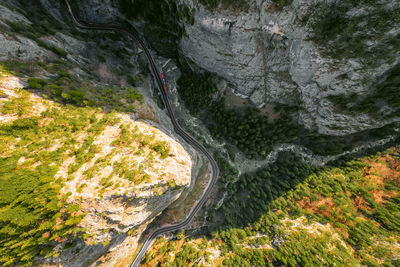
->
299;195;339;218
362;152;400;204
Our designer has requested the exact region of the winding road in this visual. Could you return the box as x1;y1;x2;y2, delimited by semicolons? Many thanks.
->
64;1;220;266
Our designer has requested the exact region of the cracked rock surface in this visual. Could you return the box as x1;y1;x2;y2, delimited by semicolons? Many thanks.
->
179;0;400;135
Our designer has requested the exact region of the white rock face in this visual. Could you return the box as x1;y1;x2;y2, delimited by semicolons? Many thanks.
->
0;5;51;61
70;118;192;239
0;4;32;26
0;32;49;61
179;0;400;135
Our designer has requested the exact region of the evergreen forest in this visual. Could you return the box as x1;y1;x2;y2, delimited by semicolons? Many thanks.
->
143;146;400;266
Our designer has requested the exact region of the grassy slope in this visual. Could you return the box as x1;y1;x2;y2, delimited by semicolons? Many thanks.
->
0;62;173;265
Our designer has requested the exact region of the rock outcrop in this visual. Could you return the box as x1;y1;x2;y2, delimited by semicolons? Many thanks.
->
179;0;400;135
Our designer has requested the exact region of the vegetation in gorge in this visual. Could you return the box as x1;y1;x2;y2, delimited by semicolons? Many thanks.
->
208;102;299;159
0;63;172;265
214;154;239;185
177;67;297;159
118;0;194;44
176;69;218;114
143;146;400;266
177;68;399;159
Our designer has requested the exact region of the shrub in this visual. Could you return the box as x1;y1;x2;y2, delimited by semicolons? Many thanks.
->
116;67;123;76
10;117;39;130
28;77;47;89
126;88;143;103
127;74;139;86
150;142;170;158
271;0;293;9
51;47;68;57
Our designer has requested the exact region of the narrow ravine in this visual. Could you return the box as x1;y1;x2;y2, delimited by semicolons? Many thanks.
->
64;2;220;266
163;62;400;209
65;1;400;266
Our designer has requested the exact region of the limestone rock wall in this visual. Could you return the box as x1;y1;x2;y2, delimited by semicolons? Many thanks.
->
179;0;400;135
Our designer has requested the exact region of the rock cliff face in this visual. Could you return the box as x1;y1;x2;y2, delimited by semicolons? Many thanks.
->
69;0;400;138
179;0;400;135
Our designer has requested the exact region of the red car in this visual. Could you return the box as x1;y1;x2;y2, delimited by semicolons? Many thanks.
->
159;73;167;94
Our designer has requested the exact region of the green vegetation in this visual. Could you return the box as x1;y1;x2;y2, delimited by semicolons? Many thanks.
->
177;66;301;159
271;0;293;10
176;69;217;114
199;0;249;11
150;142;170;159
0;90;144;265
142;237;211;266
208;102;299;159
118;0;194;48
0;97;95;265
28;77;46;89
177;68;399;159
144;146;400;266
308;0;400;63
215;154;238;185
127;74;139;86
0;64;15;77
0;60;171;265
1;60;143;113
212;147;400;266
212;152;313;226
126;88;143;103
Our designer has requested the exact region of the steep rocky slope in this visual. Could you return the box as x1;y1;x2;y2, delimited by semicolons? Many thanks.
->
110;0;400;161
0;1;202;266
89;0;399;135
179;0;400;135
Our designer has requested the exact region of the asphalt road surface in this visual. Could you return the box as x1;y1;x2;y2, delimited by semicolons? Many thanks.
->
64;1;220;266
